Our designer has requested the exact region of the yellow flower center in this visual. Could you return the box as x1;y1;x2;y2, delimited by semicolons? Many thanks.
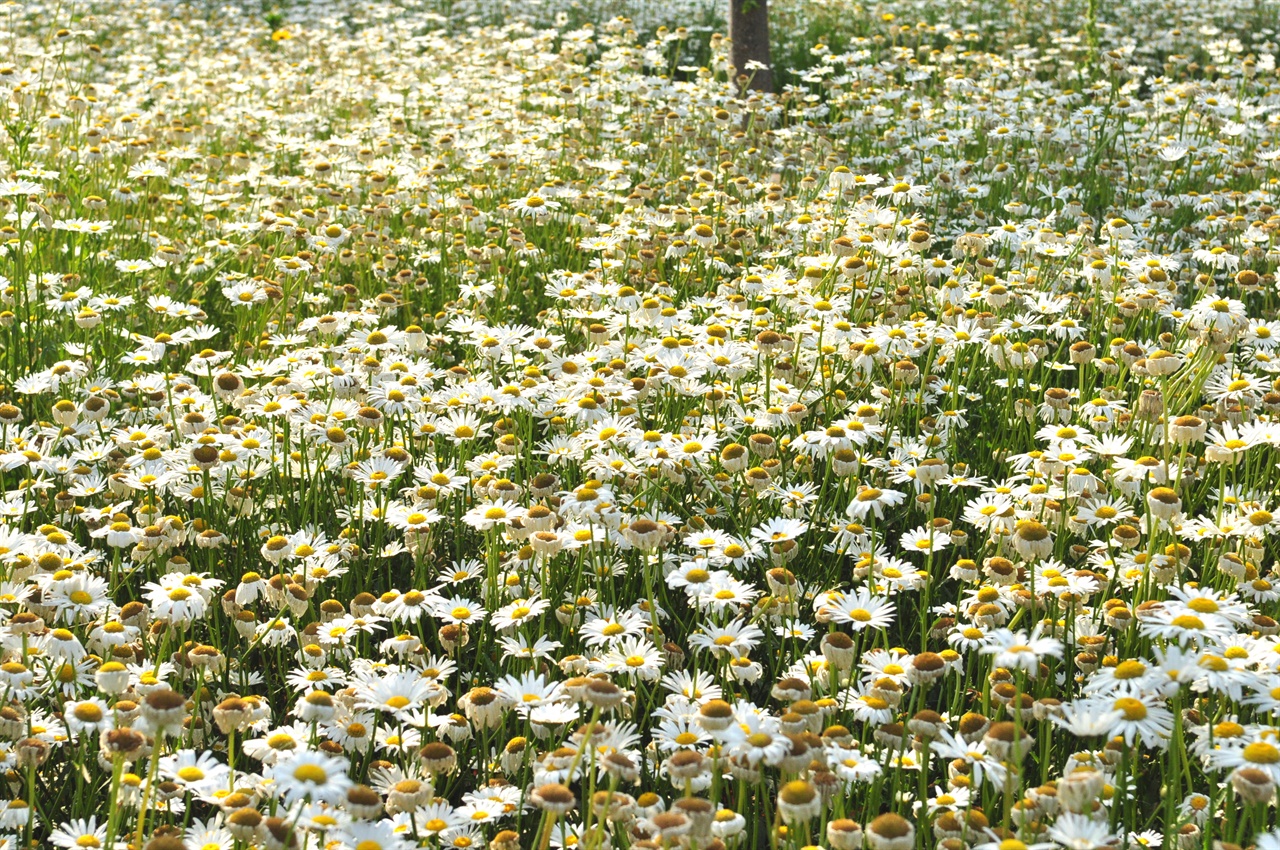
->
1113;698;1147;721
1244;742;1280;764
292;764;329;784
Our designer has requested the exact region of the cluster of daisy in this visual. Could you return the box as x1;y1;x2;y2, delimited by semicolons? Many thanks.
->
3;0;1280;849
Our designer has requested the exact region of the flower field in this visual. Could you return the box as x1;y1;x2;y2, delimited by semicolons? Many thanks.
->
2;0;1280;847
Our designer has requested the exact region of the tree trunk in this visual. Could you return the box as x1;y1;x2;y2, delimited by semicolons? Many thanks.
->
728;0;771;93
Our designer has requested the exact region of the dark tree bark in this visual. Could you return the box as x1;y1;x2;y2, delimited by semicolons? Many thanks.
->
728;0;771;93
